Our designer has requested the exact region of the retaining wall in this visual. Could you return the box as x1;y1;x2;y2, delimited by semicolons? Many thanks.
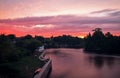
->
34;51;52;78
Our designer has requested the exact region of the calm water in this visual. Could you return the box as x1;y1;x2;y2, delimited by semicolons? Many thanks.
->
45;48;120;78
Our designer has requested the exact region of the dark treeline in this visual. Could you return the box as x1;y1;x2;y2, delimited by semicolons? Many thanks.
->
46;35;84;48
85;28;120;55
0;34;84;63
0;34;84;78
0;28;120;77
0;34;43;78
0;29;120;63
0;34;42;63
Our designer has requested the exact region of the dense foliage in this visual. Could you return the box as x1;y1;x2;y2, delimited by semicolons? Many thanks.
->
0;34;84;63
46;35;84;48
0;29;119;77
0;34;42;78
0;34;84;78
85;28;120;55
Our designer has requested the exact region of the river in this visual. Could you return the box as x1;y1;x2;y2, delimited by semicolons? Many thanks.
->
45;48;120;78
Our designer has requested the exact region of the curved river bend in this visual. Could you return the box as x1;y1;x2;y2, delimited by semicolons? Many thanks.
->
45;48;120;78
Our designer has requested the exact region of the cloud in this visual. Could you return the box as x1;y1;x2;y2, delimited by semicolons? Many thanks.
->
0;14;120;37
109;11;120;17
0;15;120;30
90;9;117;14
0;14;120;24
90;9;120;17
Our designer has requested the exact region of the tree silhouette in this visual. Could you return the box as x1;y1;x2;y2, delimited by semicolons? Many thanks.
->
85;28;120;55
0;34;20;63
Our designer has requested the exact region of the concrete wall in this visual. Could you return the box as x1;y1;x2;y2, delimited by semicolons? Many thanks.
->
34;60;52;78
34;50;52;78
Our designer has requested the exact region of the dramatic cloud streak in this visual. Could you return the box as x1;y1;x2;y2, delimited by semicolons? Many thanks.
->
0;0;120;37
90;9;118;14
0;10;120;37
90;9;120;17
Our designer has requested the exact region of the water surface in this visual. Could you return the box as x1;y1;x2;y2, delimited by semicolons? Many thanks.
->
45;48;120;78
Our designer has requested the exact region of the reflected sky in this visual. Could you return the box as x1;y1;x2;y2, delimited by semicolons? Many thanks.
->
87;55;115;69
45;48;120;78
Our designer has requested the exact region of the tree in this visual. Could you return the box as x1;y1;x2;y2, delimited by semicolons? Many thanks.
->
85;28;105;52
85;33;93;50
85;28;120;55
0;34;21;63
16;37;42;55
23;35;33;39
105;32;113;38
35;35;45;43
92;28;102;32
7;34;16;40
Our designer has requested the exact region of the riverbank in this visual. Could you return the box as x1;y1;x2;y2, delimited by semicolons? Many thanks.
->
85;52;120;58
84;49;120;57
33;50;52;78
34;59;52;78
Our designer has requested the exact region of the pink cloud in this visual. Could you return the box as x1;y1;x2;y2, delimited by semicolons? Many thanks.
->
0;13;120;37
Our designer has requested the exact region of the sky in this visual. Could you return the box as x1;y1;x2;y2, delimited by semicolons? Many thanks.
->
0;0;120;38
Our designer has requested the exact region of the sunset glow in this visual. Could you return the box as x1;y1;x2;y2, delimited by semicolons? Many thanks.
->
0;0;120;37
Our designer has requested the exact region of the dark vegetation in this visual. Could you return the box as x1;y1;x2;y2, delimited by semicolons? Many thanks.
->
46;35;84;48
85;28;120;55
0;34;44;78
0;34;83;78
0;28;120;78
